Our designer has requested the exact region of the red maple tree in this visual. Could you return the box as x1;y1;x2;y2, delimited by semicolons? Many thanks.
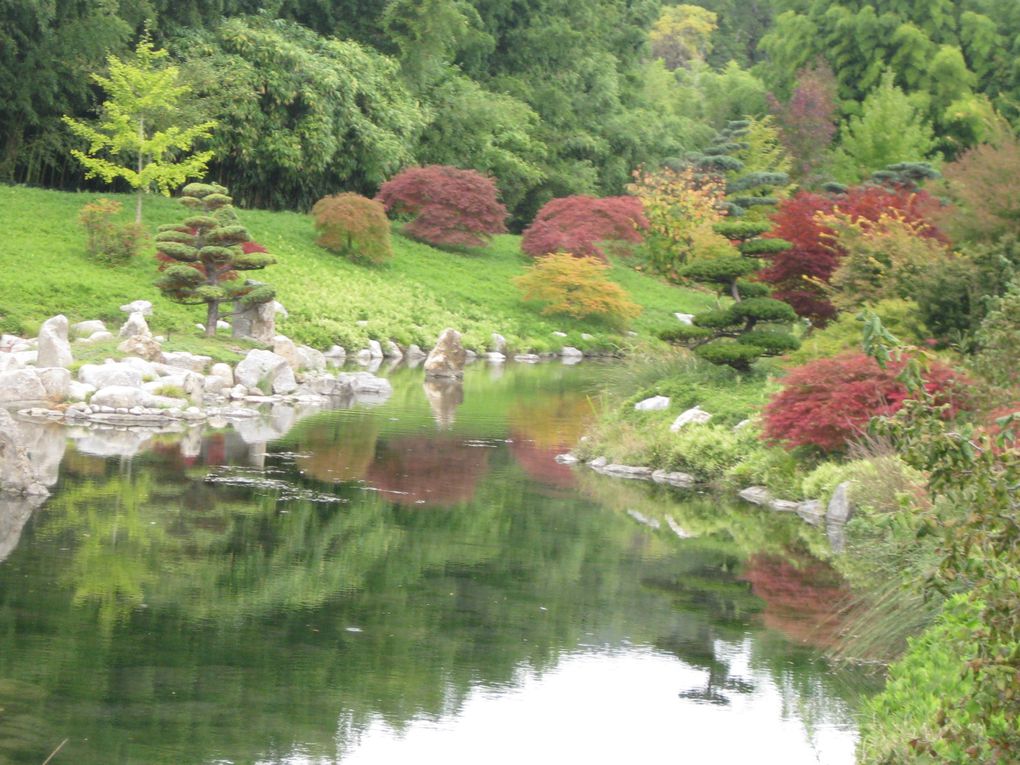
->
759;187;944;325
375;165;508;249
521;195;648;260
763;353;966;453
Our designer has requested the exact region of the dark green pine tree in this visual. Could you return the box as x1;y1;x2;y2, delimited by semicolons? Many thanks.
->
661;125;802;370
154;183;276;337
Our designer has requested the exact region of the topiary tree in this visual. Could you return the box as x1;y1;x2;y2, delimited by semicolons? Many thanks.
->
154;183;275;336
514;252;640;328
376;164;507;249
312;193;392;264
521;195;647;260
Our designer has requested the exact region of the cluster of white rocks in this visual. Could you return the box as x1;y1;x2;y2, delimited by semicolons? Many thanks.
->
0;303;394;432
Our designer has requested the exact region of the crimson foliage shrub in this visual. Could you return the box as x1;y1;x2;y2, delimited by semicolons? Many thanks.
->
759;187;943;325
763;353;966;453
521;195;648;260
375;165;507;249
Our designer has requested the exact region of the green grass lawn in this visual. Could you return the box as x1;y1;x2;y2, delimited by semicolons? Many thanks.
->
0;184;715;353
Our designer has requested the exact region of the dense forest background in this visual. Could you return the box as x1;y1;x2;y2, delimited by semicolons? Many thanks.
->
3;1;1018;225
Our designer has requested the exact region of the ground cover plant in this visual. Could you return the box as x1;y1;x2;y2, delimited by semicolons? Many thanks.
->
0;185;712;353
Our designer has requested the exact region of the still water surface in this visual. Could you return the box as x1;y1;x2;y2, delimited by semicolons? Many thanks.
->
0;363;868;764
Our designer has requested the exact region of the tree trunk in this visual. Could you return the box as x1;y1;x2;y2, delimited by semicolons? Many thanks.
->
206;301;219;338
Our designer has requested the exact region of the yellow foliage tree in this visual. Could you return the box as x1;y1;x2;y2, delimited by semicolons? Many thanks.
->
649;4;718;71
627;165;730;279
824;211;954;310
514;252;641;328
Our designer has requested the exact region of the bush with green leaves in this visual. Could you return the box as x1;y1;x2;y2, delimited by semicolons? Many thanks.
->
312;193;392;265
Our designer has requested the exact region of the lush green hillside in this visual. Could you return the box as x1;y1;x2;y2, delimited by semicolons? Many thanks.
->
0;185;714;353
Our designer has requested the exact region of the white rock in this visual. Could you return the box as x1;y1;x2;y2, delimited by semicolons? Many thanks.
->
675;313;695;325
424;329;466;379
296;345;326;372
13;350;37;366
651;470;696;488
89;386;153;409
356;320;369;327
119;300;153;316
0;354;23;373
162;351;211;374
273;335;300;370
210;363;234;386
78;363;143;390
118;311;150;339
485;352;506;363
738;486;771;506
117;334;163;361
588;456;608;468
234;349;297;395
229;384;247;399
581;333;594;341
595;464;654;480
216;320;230;331
36;367;70;400
513;354;540;363
626;509;660;529
117;357;159;380
670;406;712;432
384;341;403;360
797;500;825;526
368;339;384;360
406;344;427;360
78;330;114;345
0;335;22;352
37;315;72;369
324;345;346;360
195;323;205;332
635;395;670;412
561;346;583;359
552;331;568;338
491;333;508;353
554;453;579;465
354;349;373;365
71;320;106;338
0;369;47;402
68;381;96;402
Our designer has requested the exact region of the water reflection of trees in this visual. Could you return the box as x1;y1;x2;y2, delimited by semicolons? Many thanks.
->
366;436;490;507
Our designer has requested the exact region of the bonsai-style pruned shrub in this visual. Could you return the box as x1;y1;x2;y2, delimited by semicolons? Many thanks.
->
514;252;640;327
312;192;392;264
154;182;275;336
375;164;507;249
78;198;146;263
762;353;966;453
521;195;648;260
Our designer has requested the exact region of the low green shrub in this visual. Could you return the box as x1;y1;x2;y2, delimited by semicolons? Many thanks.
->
663;423;759;481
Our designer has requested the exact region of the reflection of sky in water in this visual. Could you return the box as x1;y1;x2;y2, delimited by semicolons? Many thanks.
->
260;647;856;765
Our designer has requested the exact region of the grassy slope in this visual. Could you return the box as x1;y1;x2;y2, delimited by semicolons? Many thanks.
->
1;185;715;353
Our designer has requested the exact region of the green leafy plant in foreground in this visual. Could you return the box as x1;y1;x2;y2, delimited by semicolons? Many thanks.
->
858;312;1019;764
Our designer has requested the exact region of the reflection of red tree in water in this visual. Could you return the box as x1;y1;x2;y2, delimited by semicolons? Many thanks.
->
366;436;489;507
509;432;576;489
742;554;854;649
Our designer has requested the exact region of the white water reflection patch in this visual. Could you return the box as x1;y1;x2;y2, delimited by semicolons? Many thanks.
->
333;647;857;765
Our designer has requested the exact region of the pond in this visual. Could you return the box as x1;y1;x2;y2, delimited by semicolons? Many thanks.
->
0;362;872;764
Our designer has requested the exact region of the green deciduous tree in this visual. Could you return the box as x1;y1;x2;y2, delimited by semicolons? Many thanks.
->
63;36;215;223
154;183;275;335
649;4;718;71
831;72;937;184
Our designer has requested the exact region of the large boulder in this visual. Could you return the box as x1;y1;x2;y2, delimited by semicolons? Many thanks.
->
37;315;73;369
0;410;49;495
89;385;153;409
234;349;297;394
78;362;143;390
272;335;300;370
36;367;70;400
118;311;150;339
296;345;326;372
232;299;277;344
424;328;467;379
0;354;23;374
118;333;164;362
0;369;47;402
